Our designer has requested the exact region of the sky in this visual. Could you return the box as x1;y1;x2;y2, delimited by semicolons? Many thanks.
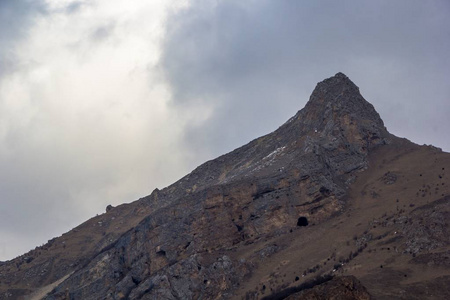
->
0;0;449;261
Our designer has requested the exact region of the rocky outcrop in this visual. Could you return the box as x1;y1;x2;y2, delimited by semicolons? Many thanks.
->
284;276;372;300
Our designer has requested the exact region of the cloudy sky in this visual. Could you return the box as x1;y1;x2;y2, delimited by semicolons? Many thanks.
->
0;0;449;261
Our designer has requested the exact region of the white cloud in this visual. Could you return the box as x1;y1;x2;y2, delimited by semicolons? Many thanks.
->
0;0;193;260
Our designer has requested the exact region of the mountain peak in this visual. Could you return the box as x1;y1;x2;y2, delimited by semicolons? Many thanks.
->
334;71;348;78
292;72;387;144
319;72;355;86
307;72;362;109
2;74;448;300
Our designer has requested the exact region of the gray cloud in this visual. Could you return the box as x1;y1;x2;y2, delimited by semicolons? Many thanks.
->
0;0;46;77
161;0;450;161
65;1;87;14
0;0;50;259
0;0;186;260
0;0;46;41
90;23;116;43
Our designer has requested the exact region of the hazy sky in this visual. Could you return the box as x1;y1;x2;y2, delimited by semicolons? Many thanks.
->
0;0;449;261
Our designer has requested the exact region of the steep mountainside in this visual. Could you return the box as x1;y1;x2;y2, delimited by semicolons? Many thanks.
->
1;73;449;300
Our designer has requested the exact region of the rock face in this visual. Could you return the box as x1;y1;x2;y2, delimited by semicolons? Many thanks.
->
285;276;372;300
1;73;449;300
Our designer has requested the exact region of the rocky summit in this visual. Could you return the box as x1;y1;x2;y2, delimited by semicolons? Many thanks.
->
1;73;449;300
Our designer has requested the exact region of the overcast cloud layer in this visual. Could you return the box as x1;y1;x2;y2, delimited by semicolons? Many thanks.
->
1;0;449;260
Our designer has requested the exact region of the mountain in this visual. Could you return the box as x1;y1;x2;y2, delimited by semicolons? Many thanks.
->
1;73;449;299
